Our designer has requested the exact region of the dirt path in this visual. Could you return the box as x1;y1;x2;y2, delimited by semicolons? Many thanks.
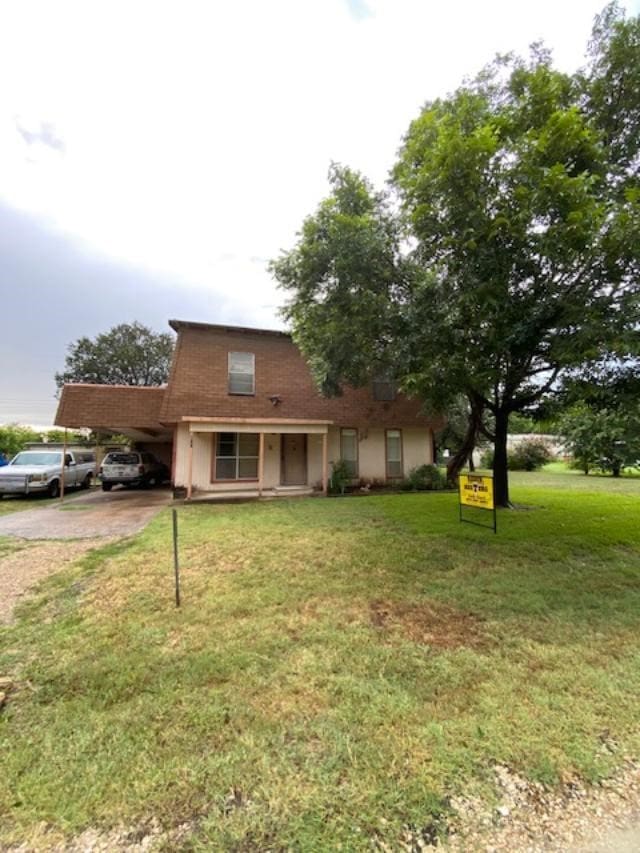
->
442;758;640;852
0;539;104;624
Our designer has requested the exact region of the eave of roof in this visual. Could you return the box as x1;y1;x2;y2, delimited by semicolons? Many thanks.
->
168;319;291;339
56;383;167;391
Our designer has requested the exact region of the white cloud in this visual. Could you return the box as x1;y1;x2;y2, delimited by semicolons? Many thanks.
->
0;0;628;328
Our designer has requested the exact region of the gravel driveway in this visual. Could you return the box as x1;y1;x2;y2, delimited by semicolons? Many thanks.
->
0;487;172;540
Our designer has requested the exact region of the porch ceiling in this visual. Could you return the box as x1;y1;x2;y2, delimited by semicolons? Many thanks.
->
99;427;173;443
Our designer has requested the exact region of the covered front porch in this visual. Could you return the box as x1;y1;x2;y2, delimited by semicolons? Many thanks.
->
175;417;332;499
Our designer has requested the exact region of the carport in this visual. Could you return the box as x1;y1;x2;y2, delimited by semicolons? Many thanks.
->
54;384;174;475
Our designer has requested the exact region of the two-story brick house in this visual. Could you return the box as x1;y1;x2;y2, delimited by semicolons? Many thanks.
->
55;320;442;497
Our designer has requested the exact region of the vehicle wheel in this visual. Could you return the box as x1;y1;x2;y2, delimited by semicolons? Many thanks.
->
147;475;157;488
101;482;113;492
48;479;60;499
81;474;92;490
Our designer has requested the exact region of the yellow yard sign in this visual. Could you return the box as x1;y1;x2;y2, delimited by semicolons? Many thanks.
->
458;473;497;532
459;474;494;509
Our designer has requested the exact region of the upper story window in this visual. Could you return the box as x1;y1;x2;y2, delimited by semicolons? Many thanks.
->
372;377;397;402
228;352;255;395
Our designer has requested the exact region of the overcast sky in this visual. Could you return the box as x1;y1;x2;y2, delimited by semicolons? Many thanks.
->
2;0;638;426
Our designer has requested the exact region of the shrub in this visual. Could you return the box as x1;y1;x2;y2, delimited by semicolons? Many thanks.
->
480;447;494;468
0;424;43;459
405;464;447;491
509;439;553;471
479;440;552;471
329;459;352;495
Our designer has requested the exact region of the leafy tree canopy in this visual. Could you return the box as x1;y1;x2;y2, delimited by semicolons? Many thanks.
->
559;402;640;476
271;3;640;506
0;425;43;459
55;322;174;389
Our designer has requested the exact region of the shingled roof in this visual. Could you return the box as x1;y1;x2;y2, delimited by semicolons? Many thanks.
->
55;384;167;431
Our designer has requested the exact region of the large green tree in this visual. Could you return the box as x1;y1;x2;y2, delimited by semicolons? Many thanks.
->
271;4;640;507
559;403;640;476
557;355;640;475
55;322;175;389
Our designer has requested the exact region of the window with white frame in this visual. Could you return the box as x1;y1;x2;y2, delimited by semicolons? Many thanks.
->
214;432;259;480
340;428;358;478
386;429;403;479
228;352;255;395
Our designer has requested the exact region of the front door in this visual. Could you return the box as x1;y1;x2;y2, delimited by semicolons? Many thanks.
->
281;434;307;485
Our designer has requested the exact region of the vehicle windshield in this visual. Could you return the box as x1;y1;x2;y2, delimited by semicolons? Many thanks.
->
104;453;139;465
10;452;62;466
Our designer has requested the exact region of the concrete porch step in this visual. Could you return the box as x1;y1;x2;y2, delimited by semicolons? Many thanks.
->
186;486;316;503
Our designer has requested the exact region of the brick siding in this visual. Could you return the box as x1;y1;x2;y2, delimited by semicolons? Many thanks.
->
55;321;444;432
160;322;443;430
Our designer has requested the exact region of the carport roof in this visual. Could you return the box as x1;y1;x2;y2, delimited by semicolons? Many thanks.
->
54;384;168;433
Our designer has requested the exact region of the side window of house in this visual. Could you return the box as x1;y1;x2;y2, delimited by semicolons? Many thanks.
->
386;430;403;479
340;428;358;477
228;352;255;395
215;432;259;480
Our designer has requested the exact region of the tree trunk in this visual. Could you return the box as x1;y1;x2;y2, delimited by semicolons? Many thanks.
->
493;408;510;507
468;452;475;472
612;462;621;477
446;399;483;484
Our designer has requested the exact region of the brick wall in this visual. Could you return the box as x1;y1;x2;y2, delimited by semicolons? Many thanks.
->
161;324;443;430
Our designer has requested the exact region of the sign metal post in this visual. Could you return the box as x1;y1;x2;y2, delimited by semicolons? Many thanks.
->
172;508;181;607
458;473;496;533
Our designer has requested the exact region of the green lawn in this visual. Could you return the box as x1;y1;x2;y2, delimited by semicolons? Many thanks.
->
0;496;52;516
0;488;98;516
1;477;639;850
510;464;640;494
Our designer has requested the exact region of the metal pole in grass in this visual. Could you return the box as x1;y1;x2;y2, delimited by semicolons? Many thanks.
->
172;508;181;607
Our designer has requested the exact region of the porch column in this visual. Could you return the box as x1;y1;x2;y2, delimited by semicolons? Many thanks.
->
258;432;265;497
60;427;68;501
186;433;194;499
322;431;328;496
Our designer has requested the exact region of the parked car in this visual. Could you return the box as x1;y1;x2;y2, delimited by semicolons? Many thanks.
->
0;450;95;499
99;451;169;491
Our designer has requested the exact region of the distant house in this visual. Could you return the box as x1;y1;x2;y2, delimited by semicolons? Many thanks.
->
55;320;442;498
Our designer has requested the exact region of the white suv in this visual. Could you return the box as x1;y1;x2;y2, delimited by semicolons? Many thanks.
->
99;451;169;491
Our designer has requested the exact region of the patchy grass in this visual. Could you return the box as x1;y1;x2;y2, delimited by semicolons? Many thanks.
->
0;536;25;559
0;497;53;516
0;493;89;516
0;479;639;849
